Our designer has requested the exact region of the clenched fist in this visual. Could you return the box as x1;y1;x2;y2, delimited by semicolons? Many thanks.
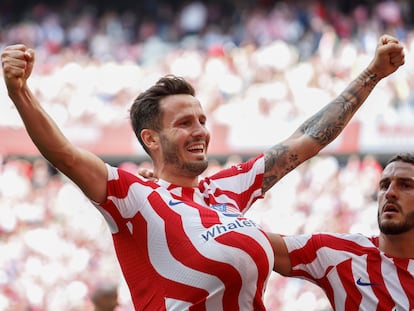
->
1;44;35;95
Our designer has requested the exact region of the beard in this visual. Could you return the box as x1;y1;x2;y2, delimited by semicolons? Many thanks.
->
160;135;208;177
378;210;414;235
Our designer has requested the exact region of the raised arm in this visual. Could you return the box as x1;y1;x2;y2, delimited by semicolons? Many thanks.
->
262;34;405;193
267;232;292;276
1;44;108;203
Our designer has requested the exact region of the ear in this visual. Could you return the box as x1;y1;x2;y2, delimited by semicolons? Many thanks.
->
141;129;159;151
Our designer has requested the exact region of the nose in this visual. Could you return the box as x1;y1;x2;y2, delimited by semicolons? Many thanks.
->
192;122;209;138
384;181;398;199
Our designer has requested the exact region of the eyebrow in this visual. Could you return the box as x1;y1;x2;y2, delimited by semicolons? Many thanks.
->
379;176;414;183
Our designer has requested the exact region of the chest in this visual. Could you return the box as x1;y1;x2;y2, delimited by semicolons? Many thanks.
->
138;188;273;270
325;250;414;310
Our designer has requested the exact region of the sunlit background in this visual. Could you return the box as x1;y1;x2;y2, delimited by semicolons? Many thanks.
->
0;0;414;310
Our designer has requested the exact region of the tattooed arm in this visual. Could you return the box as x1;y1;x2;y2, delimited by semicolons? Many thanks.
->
262;34;405;193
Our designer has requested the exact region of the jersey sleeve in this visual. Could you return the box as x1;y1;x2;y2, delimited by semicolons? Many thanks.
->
205;154;265;214
283;232;374;281
92;164;155;233
283;233;335;281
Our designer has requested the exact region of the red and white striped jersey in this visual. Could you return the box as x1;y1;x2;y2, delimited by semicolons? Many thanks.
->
283;233;414;311
96;155;274;311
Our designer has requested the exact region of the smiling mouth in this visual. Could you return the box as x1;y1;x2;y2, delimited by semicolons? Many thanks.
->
187;143;205;153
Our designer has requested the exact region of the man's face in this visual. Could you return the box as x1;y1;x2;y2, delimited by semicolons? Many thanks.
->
377;161;414;235
158;94;210;177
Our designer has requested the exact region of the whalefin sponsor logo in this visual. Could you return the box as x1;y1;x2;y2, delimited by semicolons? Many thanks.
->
210;203;241;217
201;218;259;241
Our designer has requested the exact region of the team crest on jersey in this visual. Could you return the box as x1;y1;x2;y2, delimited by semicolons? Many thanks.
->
210;203;241;217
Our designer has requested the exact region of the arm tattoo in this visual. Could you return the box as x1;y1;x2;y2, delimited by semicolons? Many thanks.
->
301;68;379;146
362;70;380;89
263;145;299;192
262;69;380;193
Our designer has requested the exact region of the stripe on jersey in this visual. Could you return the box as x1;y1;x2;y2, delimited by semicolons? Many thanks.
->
286;233;414;311
149;191;242;310
201;155;264;214
368;251;394;310
391;258;414;309
113;211;210;310
216;231;269;310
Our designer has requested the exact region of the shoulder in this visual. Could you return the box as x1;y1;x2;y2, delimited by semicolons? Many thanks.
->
204;154;265;181
315;232;378;246
284;232;377;250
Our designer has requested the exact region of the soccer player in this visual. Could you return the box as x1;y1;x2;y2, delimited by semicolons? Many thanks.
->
269;153;414;310
1;34;404;310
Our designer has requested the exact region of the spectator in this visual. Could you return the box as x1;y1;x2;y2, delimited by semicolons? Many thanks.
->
90;282;119;311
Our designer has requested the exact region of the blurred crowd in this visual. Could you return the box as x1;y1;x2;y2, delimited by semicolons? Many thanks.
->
0;0;414;151
0;0;413;310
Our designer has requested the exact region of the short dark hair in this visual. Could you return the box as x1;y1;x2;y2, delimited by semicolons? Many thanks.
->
386;153;414;166
90;283;118;303
130;75;195;154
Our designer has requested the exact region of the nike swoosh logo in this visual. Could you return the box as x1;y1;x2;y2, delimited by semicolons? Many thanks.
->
168;200;183;206
356;277;379;287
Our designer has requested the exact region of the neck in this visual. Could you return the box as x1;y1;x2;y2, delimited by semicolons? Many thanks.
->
155;170;199;188
378;231;414;258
